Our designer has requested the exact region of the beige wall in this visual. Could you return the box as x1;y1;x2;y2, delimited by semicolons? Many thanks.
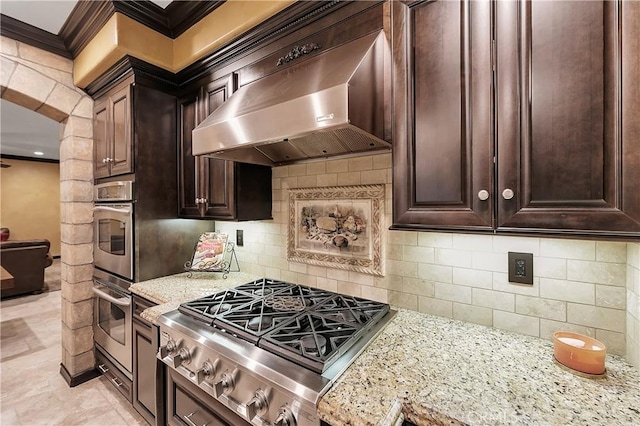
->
215;152;636;361
0;158;61;256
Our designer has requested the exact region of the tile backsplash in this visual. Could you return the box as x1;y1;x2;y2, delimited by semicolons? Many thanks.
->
214;152;639;367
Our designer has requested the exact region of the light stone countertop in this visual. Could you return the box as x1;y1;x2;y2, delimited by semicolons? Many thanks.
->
129;272;259;324
318;309;640;426
129;276;640;426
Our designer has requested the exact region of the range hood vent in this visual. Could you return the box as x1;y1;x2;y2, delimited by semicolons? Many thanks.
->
192;31;390;166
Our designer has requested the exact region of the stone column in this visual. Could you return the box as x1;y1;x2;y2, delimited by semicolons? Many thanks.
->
1;36;96;384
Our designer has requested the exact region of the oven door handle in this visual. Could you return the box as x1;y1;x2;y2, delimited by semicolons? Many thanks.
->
92;287;131;306
93;206;131;214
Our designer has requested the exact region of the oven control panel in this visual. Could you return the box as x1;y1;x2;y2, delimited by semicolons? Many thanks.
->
158;327;321;426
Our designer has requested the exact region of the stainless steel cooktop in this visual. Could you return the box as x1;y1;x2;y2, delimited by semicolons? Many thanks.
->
158;278;394;426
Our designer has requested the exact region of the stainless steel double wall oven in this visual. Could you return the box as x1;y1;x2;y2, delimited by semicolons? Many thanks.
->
93;180;135;379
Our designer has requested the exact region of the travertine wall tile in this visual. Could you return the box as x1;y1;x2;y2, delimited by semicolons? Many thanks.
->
306;162;326;175
402;277;434;297
361;169;388;184
337;281;361;297
492;236;540;254
361;285;388;303
326;268;348;281
493;311;539;337
418;232;453;248
288;164;306;177
567;303;625;332
453;268;492;289
61;263;93;284
372;153;391;169
492;273;539;296
336;172;361;185
515;295;566;322
389;291;417;310
472;252;507;273
61;116;93;139
596;242;627;263
567;260;626;286
386;244;403;261
403;245;434;263
540;239;595;260
472;288;515;312
297;175;317;187
348;156;373;171
388;230;417;246
595;285;627;309
539;319;595;340
453;303;492;327
595;329;626;356
39;83;82;119
535;257;567;279
317;173;338;187
72;96;93;118
452;234;492;251
418;296;452;318
435;248;472;268
60;202;93;224
326;159;348;173
539;279;594;304
316;277;338;292
386;260;417;278
434;283;471;304
418;263;452;283
62;349;94;377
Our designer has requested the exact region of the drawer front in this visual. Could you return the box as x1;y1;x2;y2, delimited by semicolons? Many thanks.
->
95;348;133;403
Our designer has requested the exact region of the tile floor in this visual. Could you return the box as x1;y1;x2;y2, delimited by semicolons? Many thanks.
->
0;291;147;425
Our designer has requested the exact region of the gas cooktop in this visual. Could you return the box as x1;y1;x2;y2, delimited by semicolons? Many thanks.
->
178;278;390;373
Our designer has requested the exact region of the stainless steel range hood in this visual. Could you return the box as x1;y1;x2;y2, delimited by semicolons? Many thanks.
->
192;31;390;166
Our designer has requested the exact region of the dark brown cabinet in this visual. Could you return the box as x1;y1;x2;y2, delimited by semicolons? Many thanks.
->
132;295;164;426
178;74;272;221
93;81;133;179
392;0;640;238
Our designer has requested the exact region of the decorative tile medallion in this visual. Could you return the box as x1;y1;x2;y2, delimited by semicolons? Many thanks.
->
287;185;384;276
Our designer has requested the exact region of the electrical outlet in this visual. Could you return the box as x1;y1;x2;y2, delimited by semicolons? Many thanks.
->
508;252;533;285
236;229;244;247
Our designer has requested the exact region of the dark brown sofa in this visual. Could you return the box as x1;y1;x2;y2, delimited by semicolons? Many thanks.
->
1;239;53;298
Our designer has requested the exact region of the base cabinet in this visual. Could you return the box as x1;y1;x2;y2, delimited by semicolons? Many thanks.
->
133;296;164;426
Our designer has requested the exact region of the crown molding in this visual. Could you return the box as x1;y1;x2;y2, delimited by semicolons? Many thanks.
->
59;1;114;57
0;14;72;58
165;1;225;37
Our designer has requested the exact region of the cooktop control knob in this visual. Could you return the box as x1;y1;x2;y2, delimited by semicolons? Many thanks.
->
273;406;296;426
246;389;269;420
158;338;178;359
214;371;235;397
195;360;217;384
169;347;191;369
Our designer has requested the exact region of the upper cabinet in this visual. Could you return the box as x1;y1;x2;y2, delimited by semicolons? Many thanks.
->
178;74;272;221
392;0;640;238
93;82;133;179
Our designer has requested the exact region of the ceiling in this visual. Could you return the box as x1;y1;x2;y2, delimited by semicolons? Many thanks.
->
0;0;173;161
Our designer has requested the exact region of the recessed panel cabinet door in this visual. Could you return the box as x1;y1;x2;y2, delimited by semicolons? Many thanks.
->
109;85;133;176
177;93;201;217
93;99;109;179
496;0;640;235
201;76;236;219
392;0;493;230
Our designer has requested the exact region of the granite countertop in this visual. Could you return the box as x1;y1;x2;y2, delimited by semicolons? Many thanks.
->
130;276;640;425
318;309;640;426
129;272;259;324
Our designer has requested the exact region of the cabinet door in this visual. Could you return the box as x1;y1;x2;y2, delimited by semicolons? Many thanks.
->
392;0;493;230
496;0;640;235
133;319;157;424
109;84;134;177
177;92;203;218
201;75;237;219
93;99;110;179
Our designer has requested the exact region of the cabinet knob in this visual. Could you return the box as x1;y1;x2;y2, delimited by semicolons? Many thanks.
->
477;190;490;201
102;158;108;164
502;188;515;200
